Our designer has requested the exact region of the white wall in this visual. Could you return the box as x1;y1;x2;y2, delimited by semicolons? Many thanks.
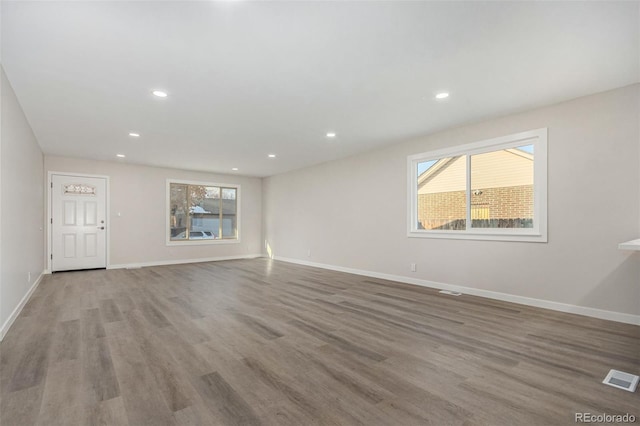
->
263;84;640;320
0;67;45;338
44;156;262;268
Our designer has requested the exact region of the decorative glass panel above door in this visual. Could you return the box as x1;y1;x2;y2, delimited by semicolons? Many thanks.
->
63;184;97;196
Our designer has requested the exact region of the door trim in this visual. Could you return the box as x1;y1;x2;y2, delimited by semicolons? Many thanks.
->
47;171;110;273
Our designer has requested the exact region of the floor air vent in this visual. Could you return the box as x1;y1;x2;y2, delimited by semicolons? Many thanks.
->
439;290;462;296
602;369;639;392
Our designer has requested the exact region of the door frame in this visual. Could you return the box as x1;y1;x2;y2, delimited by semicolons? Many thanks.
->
47;171;111;273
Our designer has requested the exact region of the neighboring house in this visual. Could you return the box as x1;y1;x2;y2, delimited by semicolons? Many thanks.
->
417;148;533;230
172;198;238;238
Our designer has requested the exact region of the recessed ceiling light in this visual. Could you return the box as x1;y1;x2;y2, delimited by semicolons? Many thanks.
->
268;154;276;158
116;154;126;158
232;167;239;171
326;132;337;138
435;92;450;99
129;132;140;137
152;90;168;98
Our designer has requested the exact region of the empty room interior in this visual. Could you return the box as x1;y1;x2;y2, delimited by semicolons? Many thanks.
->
1;1;639;425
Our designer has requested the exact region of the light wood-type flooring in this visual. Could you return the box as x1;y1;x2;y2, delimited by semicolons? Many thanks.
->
1;259;639;425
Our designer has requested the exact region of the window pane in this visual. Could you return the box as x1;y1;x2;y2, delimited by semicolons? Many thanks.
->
470;145;534;229
417;156;466;230
170;184;188;240
189;185;219;239
221;188;237;238
169;182;239;242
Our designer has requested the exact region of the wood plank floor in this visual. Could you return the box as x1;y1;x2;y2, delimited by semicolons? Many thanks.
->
1;258;638;425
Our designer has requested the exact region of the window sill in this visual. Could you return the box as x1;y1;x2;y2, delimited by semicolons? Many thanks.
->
166;239;241;247
408;230;547;243
618;238;640;251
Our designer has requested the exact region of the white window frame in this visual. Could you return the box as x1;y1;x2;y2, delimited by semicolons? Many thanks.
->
408;128;547;242
166;179;241;246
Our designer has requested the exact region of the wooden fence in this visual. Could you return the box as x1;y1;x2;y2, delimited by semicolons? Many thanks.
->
419;218;533;230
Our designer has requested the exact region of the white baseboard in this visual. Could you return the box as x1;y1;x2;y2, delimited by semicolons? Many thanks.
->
108;253;263;270
0;271;45;341
273;256;640;326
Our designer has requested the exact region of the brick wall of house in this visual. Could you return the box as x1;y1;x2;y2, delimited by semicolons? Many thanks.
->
418;184;533;229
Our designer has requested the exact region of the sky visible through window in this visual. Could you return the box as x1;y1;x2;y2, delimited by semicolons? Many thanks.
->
518;144;534;154
417;159;437;175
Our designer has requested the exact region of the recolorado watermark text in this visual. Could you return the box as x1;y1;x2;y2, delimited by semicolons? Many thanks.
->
575;413;636;423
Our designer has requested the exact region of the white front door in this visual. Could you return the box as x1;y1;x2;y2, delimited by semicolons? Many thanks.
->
51;174;107;271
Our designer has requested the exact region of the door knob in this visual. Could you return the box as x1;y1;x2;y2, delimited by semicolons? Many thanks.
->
98;226;105;230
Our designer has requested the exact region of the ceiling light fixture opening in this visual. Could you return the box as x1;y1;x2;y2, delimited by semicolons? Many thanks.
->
129;132;140;137
326;132;337;138
435;92;450;99
116;154;126;158
268;154;276;158
152;90;168;98
232;167;239;171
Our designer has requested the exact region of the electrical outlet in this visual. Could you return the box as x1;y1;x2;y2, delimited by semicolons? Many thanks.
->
410;263;417;272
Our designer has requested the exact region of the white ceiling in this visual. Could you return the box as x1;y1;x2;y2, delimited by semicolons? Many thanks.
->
2;1;638;177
